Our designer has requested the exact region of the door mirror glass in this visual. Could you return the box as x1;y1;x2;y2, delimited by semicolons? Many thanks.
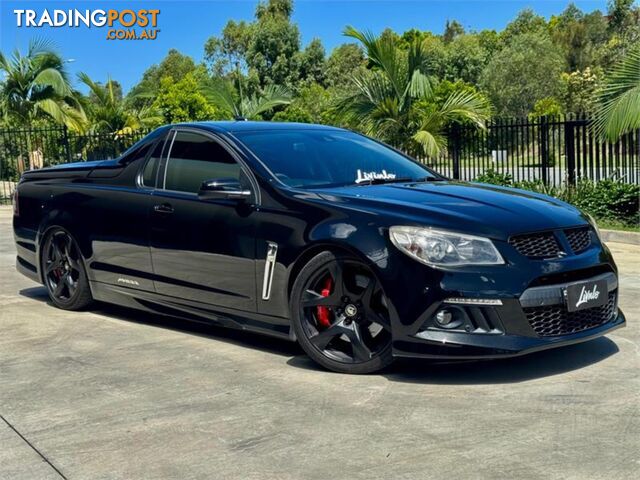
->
198;178;251;201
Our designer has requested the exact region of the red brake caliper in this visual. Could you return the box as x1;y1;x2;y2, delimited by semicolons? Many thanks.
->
316;277;334;328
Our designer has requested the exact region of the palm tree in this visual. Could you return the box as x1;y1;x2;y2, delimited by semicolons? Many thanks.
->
593;46;640;142
78;73;161;134
0;38;85;130
202;80;291;120
336;27;492;158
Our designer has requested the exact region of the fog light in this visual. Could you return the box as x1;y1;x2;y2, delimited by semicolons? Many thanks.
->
435;309;453;326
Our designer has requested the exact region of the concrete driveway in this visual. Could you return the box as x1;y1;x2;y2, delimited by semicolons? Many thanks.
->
1;206;638;480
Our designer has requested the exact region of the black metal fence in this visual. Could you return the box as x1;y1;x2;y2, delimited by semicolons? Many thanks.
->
0;126;150;204
427;114;639;186
1;116;639;204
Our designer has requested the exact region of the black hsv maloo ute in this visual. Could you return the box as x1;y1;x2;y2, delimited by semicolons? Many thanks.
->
13;122;625;373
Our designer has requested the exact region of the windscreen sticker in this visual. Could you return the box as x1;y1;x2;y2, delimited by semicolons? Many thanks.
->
355;169;397;183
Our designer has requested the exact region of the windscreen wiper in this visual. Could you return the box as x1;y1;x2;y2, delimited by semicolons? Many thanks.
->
356;176;415;186
356;176;448;186
417;176;448;182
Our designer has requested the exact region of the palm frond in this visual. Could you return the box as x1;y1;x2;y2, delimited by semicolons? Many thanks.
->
242;84;291;118
78;72;104;99
412;129;447;158
33;68;71;96
36;98;69;125
344;26;406;101
0;51;11;73
408;71;435;101
593;88;640;141
439;90;493;128
334;70;396;128
28;37;58;58
200;80;239;118
407;37;430;76
593;47;640;141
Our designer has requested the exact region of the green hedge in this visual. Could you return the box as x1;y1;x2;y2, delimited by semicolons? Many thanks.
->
474;170;640;229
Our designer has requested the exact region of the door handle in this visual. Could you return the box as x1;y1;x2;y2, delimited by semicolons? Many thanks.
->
153;203;174;214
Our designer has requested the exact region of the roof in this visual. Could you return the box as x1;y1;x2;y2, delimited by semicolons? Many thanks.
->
174;120;345;134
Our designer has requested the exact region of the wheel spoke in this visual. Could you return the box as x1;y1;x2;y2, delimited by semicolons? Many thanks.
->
49;243;59;263
360;276;378;306
53;277;66;297
53;237;65;261
349;323;373;362
61;236;69;257
301;289;341;308
309;322;346;350
66;273;76;295
45;260;61;275
67;256;81;272
368;310;392;332
326;262;346;298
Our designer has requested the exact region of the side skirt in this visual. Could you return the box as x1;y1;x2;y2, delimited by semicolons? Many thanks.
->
90;281;293;341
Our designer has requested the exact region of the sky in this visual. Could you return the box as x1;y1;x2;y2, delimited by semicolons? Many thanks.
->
1;0;611;93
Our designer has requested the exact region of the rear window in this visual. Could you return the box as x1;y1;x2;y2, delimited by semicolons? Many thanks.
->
141;140;165;187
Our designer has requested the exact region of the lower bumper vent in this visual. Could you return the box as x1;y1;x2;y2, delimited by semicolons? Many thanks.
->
524;291;617;337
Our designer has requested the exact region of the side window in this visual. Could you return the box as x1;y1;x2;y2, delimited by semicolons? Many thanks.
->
141;139;166;187
122;141;152;165
164;131;241;193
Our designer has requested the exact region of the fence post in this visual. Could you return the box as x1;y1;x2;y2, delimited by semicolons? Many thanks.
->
540;115;549;185
450;123;461;180
63;126;72;163
564;117;576;186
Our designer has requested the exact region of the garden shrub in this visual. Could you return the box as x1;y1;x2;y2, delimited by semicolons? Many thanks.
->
569;180;639;225
474;169;513;186
473;169;640;227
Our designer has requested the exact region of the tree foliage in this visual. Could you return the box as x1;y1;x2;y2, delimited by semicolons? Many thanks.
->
153;73;219;124
325;43;367;90
561;67;601;113
0;38;85;130
202;80;291;119
2;0;639;138
481;33;565;116
273;83;338;124
336;27;492;157
79;73;161;133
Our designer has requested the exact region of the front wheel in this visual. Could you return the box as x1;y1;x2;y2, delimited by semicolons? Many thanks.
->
41;228;93;311
290;251;394;374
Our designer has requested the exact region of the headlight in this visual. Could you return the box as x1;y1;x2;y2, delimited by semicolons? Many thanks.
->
389;226;504;267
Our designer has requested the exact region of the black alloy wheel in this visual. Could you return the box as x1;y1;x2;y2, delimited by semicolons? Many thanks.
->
42;228;93;310
291;251;394;374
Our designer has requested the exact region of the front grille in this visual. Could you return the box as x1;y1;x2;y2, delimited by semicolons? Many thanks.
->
509;232;561;258
565;227;592;253
524;291;617;337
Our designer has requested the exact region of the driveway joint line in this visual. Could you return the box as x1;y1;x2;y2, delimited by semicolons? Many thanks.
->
0;413;68;480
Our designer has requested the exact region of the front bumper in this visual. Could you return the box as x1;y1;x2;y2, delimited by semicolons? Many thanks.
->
391;271;626;359
393;310;625;359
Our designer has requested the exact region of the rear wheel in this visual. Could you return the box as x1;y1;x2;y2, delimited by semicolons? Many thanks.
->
291;251;394;374
41;228;93;310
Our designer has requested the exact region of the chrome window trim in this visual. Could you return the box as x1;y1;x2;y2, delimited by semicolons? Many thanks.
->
160;127;261;205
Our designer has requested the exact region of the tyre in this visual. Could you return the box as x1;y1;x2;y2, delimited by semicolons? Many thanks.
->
290;251;394;374
41;227;93;311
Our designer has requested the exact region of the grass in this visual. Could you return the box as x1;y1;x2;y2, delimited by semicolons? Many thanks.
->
596;218;640;232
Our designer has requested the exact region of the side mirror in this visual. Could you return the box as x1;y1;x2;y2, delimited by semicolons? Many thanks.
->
198;178;251;201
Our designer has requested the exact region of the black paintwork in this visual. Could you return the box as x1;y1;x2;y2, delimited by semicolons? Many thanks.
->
13;121;625;358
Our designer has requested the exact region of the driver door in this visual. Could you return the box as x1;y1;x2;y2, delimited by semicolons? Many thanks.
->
149;129;257;312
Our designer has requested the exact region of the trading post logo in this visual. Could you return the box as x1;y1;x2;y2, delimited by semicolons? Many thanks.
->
13;9;161;40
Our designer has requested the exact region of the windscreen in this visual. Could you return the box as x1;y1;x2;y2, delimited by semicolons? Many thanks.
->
234;129;435;188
